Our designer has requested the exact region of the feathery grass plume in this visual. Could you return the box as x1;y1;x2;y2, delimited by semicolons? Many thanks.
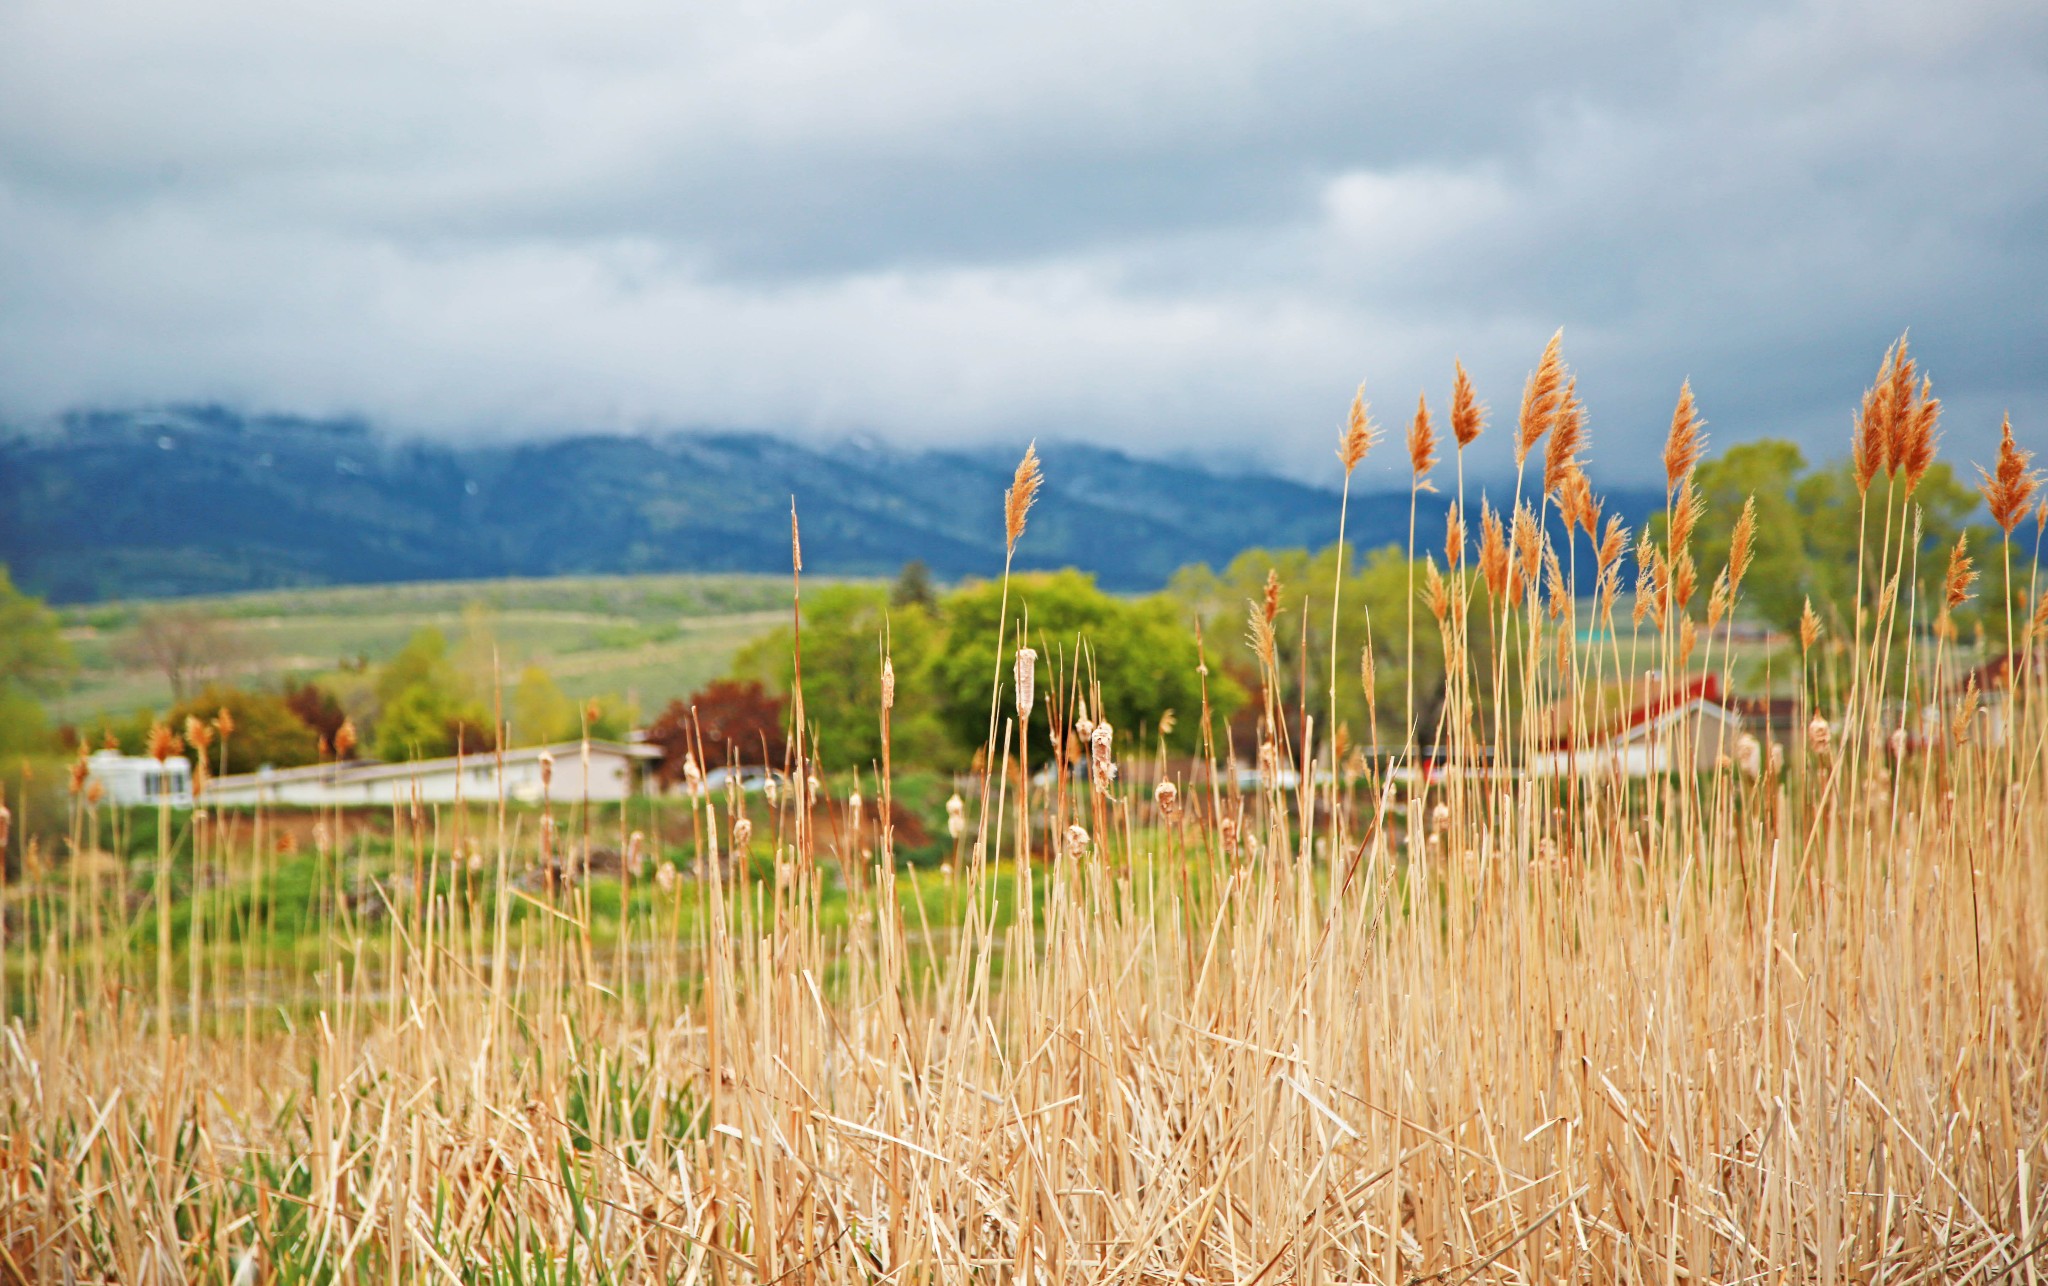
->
1359;641;1376;699
1669;480;1703;556
1560;469;1598;538
1004;441;1043;557
1425;558;1451;624
1901;377;1940;491
1262;568;1282;628
1707;569;1731;631
2028;588;2048;648
1246;598;1278;670
1880;335;1918;475
1635;532;1664;627
1728;495;1757;596
1596;513;1627;574
1543;377;1585;498
1952;677;1981;747
1444;502;1467;568
1450;359;1486;448
1515;330;1565;469
1944;531;1978;611
1479;503;1509;599
1800;597;1822;651
214;706;235;739
1407;391;1438;480
1340;382;1378;473
147;722;182;764
1543;544;1568;619
334;718;357;760
1852;339;1908;492
184;715;213;756
1670;550;1698;616
1663;381;1705;491
1678;615;1698;669
1511;502;1542;591
1979;414;2039;534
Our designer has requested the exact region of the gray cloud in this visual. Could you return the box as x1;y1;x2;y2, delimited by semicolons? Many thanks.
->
0;0;2042;486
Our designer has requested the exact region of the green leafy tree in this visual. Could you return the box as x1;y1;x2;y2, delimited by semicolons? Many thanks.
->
168;685;321;775
1170;542;1460;747
372;628;488;760
732;585;948;770
510;666;577;746
0;566;73;755
1673;441;1990;637
928;570;1234;759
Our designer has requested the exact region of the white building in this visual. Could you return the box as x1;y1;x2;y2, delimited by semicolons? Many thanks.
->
205;741;660;808
85;750;194;807
1529;677;1745;778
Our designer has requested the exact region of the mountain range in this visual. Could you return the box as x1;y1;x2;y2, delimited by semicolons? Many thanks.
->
0;407;1661;603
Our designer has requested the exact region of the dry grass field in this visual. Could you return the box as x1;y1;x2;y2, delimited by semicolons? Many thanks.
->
3;338;2044;1284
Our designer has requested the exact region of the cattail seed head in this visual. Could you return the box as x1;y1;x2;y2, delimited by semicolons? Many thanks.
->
1154;780;1180;819
1063;824;1091;861
1013;647;1036;719
1807;713;1832;759
538;752;554;789
1736;734;1762;780
1450;359;1486;449
1089;720;1116;790
626;830;646;876
881;657;895;711
655;861;678;892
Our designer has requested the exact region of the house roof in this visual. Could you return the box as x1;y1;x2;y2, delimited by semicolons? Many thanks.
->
209;739;659;792
1544;673;1736;751
1964;649;2047;692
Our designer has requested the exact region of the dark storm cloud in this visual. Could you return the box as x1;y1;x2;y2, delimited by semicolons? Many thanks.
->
0;0;2041;484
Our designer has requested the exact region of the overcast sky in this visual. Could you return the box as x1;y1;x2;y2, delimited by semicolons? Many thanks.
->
1;0;2042;485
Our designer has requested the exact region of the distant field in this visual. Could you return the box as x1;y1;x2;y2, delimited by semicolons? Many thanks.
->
50;572;827;724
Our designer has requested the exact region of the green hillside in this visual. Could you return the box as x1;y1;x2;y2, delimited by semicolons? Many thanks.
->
51;572;816;728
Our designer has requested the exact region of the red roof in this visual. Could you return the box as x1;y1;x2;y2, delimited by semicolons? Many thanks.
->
1545;673;1728;752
